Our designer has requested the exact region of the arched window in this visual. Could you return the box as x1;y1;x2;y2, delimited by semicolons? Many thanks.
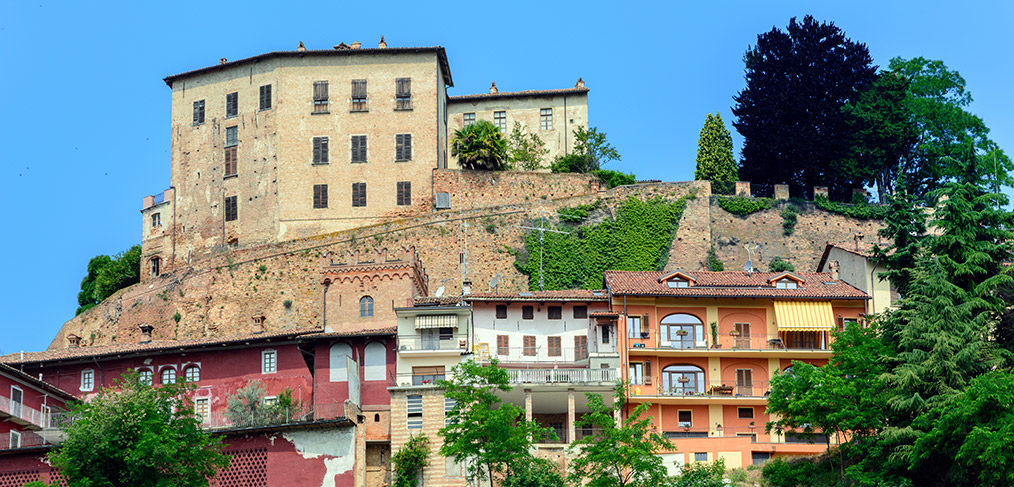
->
138;368;153;386
329;343;353;382
183;365;200;382
363;342;386;381
360;296;374;317
661;364;705;396
160;367;176;385
660;314;705;349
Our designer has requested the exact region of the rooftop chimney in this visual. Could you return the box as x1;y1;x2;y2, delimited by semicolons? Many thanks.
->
252;315;266;334
139;324;154;344
350;41;361;49
219;58;228;65
67;334;82;348
334;42;350;50
462;281;472;295
378;35;387;48
575;77;585;88
489;81;498;94
297;41;306;52
829;260;840;281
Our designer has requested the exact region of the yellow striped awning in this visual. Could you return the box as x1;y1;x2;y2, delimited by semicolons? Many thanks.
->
415;315;458;329
773;300;835;331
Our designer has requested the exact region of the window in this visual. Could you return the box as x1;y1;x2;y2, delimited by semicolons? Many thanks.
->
151;212;160;228
547;306;562;320
575;335;588;360
364;342;386;381
81;369;94;391
678;410;693;428
313;184;328;209
661;313;705;349
224;146;238;177
412;366;444;385
463;112;475;126
351;135;367;163
193;99;205;125
523;336;536;356
495;305;508;319
497;335;509;356
435;191;451;209
522;306;534;320
628;361;650;385
329;343;353;382
573;306;588;319
493;111;506;131
313;81;329;113
752;452;771;465
395;134;412;161
775;278;798;289
259;84;272;110
694;452;708;462
360;296;374;317
601;324;610;344
627;316;642;338
407;394;423;429
444;397;457;427
138;368;153;385
224;195;238;221
161;367;176;385
548;336;562;356
667;279;689;288
184;365;200;382
351;79;367;111
225;92;238;118
195;398;210;422
396;181;411;206
9;430;20;449
738;407;754;419
262;349;277;374
661;364;704;395
352;182;367;207
540;108;553;130
225;126;238;147
150;257;161;276
313;137;329;164
395;78;412;110
9;386;22;418
736;369;754;395
734;322;751;348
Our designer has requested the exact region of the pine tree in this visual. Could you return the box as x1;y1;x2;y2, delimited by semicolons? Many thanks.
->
694;113;738;194
872;180;926;299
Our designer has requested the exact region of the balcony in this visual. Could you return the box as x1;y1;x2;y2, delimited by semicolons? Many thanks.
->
0;395;59;430
628;380;773;405
0;431;52;450
398;334;470;356
628;332;831;356
507;367;619;385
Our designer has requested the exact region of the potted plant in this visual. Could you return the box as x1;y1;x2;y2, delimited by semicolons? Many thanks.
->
677;376;690;383
730;330;741;337
640;331;650;339
710;322;720;348
675;329;688;337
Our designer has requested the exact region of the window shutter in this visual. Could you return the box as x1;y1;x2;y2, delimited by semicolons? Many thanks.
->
313;138;320;162
644;361;651;385
321;185;328;208
359;136;367;162
404;134;411;160
193;102;199;123
396;135;404;161
352;80;367;98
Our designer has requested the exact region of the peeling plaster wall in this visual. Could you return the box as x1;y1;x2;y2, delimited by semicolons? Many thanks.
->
282;428;356;486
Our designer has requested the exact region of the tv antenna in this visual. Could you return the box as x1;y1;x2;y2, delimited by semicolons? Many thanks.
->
518;209;570;291
744;244;759;274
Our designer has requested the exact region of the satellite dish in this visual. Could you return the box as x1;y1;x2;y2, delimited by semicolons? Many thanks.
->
489;273;500;291
745;260;753;274
435;286;445;297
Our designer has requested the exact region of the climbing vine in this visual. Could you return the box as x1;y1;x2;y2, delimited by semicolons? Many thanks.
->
714;195;774;216
393;435;431;487
557;199;603;223
813;194;888;220
515;196;689;290
780;206;798;235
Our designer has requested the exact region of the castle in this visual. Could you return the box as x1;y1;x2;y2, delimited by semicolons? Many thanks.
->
0;39;895;487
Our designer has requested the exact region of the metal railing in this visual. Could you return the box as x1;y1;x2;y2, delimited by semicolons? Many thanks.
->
397;334;470;352
627;332;830;351
0;395;59;429
390;373;448;387
0;431;51;450
507;368;618;385
630;380;772;398
199;404;316;430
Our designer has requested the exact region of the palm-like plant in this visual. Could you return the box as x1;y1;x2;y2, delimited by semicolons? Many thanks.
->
452;121;509;170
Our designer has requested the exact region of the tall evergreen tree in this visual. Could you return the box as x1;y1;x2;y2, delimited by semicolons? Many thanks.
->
872;180;926;299
733;15;875;198
694;113;738;194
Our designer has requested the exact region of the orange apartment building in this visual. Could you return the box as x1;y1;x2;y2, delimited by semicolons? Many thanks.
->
605;269;868;470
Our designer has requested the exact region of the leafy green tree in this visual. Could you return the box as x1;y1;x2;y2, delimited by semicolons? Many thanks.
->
452;121;509;170
569;384;673;487
733;15;875;198
392;435;431;487
502;458;566;487
76;245;141;315
694;113;738;194
49;372;229;487
671;459;726;487
909;371;1014;487
508;121;549;170
439;359;554;486
592;169;637;189
552;126;620;173
768;257;794;272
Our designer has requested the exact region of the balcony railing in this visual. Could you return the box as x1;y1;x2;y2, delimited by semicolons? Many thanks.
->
0;396;61;429
0;431;52;450
630;380;772;398
507;368;618;385
398;334;470;353
627;332;830;351
199;404;316;430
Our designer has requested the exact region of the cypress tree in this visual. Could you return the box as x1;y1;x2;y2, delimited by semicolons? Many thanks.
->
694;113;738;194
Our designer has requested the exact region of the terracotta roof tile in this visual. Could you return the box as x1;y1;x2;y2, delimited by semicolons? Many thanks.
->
448;87;589;102
605;271;868;300
465;289;607;302
413;296;466;306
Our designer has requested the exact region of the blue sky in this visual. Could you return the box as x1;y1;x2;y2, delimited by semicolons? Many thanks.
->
1;0;1011;353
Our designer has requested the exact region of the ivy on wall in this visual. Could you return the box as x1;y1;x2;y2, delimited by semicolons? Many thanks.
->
515;196;689;290
714;195;774;216
813;194;889;219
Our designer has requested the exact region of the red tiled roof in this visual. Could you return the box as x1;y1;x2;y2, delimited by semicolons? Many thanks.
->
303;326;397;338
413;296;466;306
589;311;620;318
448;87;589;102
605;271;868;299
465;289;608;302
0;363;77;400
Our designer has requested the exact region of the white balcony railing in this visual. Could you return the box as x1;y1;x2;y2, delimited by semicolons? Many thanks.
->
507;368;618;385
0;395;54;429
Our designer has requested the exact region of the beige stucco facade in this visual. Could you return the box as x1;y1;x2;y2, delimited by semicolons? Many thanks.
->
817;245;895;314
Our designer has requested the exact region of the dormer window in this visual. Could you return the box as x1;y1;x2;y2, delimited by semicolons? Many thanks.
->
775;279;798;289
667;279;690;288
659;271;695;288
769;272;805;289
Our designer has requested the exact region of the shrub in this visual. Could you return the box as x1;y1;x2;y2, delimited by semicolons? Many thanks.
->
715;195;773;216
283;299;293;309
813;194;888;220
173;312;182;323
393;435;431;487
591;169;637;189
707;248;725;271
557;200;602;223
780;207;798;235
769;257;795;272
